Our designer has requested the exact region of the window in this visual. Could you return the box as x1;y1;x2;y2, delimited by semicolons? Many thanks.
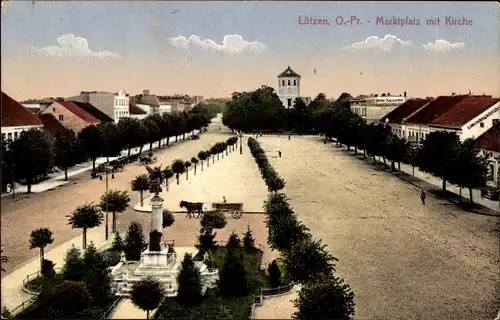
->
1;133;5;139
14;132;18;139
53;108;56;112
288;80;291;86
480;122;484;128
58;115;64;121
294;80;297;85
287;98;292;107
493;119;499;126
282;80;285;86
8;133;12;139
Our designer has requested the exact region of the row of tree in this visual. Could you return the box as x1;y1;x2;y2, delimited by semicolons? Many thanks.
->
2;106;216;193
248;138;355;319
248;137;285;192
313;104;488;204
131;136;239;206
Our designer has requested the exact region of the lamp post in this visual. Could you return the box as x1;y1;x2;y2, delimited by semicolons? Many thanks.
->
105;165;109;241
239;132;243;155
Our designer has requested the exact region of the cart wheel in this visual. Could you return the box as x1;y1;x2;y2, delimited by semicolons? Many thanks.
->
232;211;243;219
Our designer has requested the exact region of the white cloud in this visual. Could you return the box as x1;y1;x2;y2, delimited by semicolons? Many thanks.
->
340;34;413;52
422;39;465;53
167;34;267;54
31;34;122;59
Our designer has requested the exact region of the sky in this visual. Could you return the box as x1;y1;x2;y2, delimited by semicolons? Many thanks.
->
1;1;499;101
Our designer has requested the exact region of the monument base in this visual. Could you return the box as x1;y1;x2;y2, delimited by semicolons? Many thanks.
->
141;248;171;266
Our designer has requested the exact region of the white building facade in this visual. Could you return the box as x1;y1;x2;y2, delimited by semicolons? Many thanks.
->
351;94;407;123
67;89;130;123
277;66;301;108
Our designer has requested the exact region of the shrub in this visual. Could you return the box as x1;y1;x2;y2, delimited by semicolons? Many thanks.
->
268;260;282;288
102;249;121;267
243;225;256;251
226;232;241;251
200;211;227;231
47;281;90;312
124;222;147;261
63;245;84;281
41;259;56;278
111;232;124;252
218;251;249;297
177;253;203;306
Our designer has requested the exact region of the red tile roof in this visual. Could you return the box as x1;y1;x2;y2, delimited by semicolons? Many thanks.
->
71;101;113;122
38;114;72;137
430;96;498;128
129;102;147;115
1;92;43;127
405;95;469;124
55;101;100;123
475;122;500;152
381;98;432;123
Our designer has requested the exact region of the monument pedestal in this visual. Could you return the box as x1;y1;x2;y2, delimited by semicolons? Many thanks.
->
141;248;171;266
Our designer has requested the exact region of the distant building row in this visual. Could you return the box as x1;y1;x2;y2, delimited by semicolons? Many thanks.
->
380;94;500;187
1;89;204;141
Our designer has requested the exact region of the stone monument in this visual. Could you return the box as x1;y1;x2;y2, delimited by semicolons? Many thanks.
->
141;165;171;265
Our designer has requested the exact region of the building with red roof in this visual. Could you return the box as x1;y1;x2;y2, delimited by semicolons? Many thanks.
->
381;98;432;138
1;91;43;141
40;100;100;133
38;114;74;137
429;96;499;140
129;102;148;120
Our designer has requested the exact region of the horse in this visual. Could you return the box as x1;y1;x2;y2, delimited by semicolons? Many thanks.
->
179;200;204;219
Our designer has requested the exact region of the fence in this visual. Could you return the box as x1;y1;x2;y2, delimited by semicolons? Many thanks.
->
8;242;111;317
99;296;125;320
248;283;295;319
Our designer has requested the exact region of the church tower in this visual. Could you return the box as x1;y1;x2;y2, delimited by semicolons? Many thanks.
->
277;66;301;108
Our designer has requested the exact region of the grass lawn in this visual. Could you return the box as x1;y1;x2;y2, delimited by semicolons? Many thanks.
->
154;245;269;320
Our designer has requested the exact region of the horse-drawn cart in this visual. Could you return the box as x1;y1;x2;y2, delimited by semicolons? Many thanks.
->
212;202;243;219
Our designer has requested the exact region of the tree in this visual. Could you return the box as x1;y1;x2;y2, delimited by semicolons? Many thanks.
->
177;253;203;306
78;125;103;172
131;277;165;319
29;227;54;272
205;150;212;167
293;274;355;320
218;250;249;297
243;225;256;251
124;222;147;261
10;129;55;193
198;151;208;171
131;174;150;207
268;260;282;288
449;139;488;204
195;229;218;259
1;136;13;192
184;161;192;180
54;132;81;181
82;242;112;303
283;238;338;284
63;245;84;281
171;159;185;185
99;122;123;160
67;203;103;250
47;281;90;313
100;189;130;233
1;249;9;273
226;232;241;251
163;210;175;228
112;232;124;252
118;118;148;156
143;117;162;152
200;210;227;233
162;167;174;191
416;131;460;192
191;157;199;175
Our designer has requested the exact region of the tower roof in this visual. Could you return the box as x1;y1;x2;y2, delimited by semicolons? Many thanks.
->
278;66;301;78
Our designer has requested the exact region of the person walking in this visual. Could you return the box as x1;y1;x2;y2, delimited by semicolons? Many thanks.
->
420;189;426;205
278;151;282;158
222;196;227;203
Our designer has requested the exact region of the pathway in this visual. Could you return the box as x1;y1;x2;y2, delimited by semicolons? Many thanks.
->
111;299;157;319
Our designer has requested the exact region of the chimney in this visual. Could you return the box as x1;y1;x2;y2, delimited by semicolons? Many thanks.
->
381;93;386;97
387;92;391;96
451;92;456;96
143;89;150;95
404;91;407;97
374;94;378;97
